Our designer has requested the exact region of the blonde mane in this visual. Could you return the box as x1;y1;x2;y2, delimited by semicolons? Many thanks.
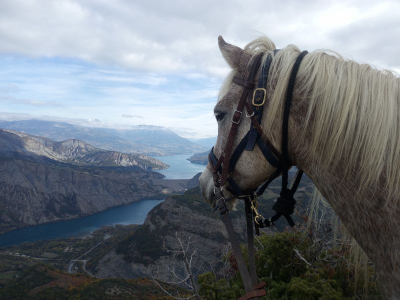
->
222;36;400;204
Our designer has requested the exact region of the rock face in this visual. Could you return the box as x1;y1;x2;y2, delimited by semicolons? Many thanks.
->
0;129;167;170
0;130;169;234
91;187;242;282
89;176;315;283
0;120;207;156
186;172;201;189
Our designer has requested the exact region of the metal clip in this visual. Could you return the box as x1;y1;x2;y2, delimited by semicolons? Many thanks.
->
245;111;255;118
250;196;265;224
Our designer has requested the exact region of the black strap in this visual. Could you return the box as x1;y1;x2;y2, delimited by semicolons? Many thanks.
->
229;132;250;173
246;54;273;151
256;168;281;196
281;51;308;188
256;138;280;168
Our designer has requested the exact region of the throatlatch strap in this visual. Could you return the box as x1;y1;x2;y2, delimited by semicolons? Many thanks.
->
281;51;308;188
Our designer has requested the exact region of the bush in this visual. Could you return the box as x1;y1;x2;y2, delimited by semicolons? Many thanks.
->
198;232;382;299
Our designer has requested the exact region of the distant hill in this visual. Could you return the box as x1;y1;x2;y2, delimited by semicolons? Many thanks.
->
187;151;208;165
189;137;216;149
0;120;207;156
0;129;167;170
0;130;172;234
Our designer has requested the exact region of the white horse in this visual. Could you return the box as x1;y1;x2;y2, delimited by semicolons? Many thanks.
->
199;36;400;299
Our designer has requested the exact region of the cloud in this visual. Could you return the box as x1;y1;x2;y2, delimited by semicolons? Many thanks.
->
0;0;398;138
1;0;398;78
0;95;64;107
122;114;143;118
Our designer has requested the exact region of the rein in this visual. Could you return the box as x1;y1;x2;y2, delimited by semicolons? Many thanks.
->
208;50;308;299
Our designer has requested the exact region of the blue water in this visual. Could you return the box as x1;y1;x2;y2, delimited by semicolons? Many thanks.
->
0;199;163;248
154;154;205;179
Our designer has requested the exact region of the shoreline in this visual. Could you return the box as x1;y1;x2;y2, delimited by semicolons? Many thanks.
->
0;177;192;237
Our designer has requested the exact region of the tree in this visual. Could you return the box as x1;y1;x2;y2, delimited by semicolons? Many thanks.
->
153;232;202;300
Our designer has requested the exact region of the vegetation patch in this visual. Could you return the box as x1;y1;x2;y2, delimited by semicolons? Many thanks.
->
198;232;382;299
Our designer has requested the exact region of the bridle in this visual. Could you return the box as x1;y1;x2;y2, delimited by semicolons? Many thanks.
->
208;50;308;299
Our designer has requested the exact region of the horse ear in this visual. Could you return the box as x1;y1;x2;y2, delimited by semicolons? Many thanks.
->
218;36;244;69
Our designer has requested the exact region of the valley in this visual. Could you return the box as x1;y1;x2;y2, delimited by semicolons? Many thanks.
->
0;128;201;235
0;176;315;298
0;121;320;298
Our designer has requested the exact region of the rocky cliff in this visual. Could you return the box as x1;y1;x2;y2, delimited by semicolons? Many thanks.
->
0;129;167;170
90;187;239;282
0;130;171;234
89;176;314;283
0;157;165;234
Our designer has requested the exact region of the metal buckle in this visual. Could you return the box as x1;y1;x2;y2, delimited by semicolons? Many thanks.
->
231;110;242;124
252;88;267;107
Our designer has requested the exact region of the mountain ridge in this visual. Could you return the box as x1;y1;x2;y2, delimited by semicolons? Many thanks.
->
0;129;180;234
0;120;207;156
0;129;167;170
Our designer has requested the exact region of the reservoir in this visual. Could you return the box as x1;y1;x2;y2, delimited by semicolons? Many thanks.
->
154;154;204;179
0;199;163;248
0;155;204;248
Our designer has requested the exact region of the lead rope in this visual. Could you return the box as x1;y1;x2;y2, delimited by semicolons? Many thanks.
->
215;193;266;299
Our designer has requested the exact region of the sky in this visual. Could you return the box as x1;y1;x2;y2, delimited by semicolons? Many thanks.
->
0;0;399;139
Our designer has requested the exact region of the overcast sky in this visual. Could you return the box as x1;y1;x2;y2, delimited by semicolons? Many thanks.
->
0;0;399;138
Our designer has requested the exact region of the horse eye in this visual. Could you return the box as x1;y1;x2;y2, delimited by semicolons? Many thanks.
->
214;112;226;122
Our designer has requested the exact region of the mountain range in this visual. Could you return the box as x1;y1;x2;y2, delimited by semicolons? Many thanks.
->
0;120;207;156
188;137;216;149
0;129;167;170
0;129;176;234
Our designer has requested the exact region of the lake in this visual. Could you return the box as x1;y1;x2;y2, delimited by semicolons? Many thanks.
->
154;154;205;179
0;155;205;247
0;199;163;248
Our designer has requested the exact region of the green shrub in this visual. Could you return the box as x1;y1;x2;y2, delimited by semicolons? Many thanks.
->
198;232;382;300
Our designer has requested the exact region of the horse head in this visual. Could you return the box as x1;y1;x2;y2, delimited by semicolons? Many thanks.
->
199;36;288;209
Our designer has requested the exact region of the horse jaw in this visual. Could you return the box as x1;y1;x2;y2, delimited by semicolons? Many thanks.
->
199;166;238;210
199;167;215;206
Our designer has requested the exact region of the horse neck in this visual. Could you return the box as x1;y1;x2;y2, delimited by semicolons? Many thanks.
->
287;92;400;298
